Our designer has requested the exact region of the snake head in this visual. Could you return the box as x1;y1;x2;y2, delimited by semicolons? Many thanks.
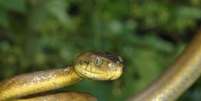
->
74;52;124;80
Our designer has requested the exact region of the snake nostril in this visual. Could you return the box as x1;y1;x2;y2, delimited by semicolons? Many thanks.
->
108;63;116;70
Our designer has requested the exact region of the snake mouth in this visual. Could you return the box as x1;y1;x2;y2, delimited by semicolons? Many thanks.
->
77;69;105;79
75;66;108;80
75;65;122;80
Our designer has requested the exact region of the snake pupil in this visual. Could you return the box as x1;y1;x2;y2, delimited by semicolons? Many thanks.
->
118;56;123;63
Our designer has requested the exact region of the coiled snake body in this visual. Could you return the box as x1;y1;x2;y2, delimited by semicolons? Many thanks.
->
128;29;201;101
0;52;124;101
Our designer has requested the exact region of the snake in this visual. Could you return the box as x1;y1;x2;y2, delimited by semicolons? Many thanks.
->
128;29;201;101
0;52;124;101
1;29;201;101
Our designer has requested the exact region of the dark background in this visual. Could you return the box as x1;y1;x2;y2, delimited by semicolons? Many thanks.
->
0;0;201;101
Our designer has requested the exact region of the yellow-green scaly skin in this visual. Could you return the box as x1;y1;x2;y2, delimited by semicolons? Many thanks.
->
0;68;81;101
0;52;123;101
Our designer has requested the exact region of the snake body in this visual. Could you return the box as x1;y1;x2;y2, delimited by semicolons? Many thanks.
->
0;52;124;101
128;29;201;101
15;92;97;101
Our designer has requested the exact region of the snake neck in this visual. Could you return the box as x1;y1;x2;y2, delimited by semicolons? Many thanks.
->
0;67;82;101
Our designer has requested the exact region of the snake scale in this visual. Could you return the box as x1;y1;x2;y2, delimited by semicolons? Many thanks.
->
0;52;124;101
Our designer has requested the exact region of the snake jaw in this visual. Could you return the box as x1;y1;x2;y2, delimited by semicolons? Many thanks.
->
74;64;106;80
109;67;123;80
74;62;123;80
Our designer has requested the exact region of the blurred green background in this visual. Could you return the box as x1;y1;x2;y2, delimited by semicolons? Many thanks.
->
0;0;201;101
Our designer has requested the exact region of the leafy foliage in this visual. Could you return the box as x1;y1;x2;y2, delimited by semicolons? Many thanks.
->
0;0;200;101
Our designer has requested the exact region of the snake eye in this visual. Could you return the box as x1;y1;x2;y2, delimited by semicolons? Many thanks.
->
118;56;123;63
95;57;102;66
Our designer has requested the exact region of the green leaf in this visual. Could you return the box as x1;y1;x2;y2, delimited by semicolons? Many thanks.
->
0;11;9;28
46;0;70;25
0;0;26;13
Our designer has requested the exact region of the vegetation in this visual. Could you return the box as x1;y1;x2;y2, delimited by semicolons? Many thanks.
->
0;0;200;101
